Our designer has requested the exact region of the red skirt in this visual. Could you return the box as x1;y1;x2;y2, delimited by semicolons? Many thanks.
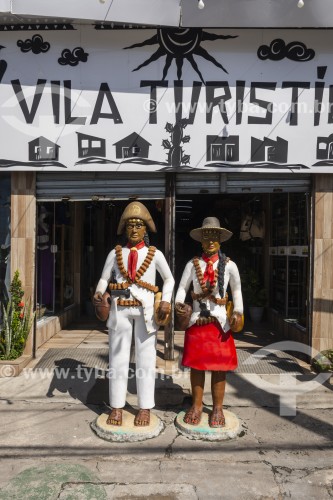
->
182;322;238;371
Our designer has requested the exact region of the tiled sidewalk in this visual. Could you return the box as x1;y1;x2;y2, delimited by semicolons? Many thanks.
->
29;316;309;372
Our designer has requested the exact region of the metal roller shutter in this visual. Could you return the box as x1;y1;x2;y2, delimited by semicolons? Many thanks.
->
176;173;311;194
36;172;166;201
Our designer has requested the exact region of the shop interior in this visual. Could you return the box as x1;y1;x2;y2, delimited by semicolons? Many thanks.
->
36;192;310;329
0;174;11;306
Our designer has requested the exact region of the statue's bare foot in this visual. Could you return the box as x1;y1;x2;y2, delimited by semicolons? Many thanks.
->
134;409;150;426
183;406;202;425
209;406;225;428
106;408;123;426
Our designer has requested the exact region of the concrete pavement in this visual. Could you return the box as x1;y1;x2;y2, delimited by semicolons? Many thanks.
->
0;320;333;499
0;365;333;499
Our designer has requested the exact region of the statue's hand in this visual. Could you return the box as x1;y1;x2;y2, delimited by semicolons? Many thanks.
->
230;311;242;331
157;301;171;321
93;292;103;304
175;302;186;316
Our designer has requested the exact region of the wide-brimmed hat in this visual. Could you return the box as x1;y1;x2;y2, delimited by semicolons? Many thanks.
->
190;217;232;243
117;202;157;235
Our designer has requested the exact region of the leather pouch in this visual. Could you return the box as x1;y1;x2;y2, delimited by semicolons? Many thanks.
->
93;291;111;322
154;292;171;326
175;303;193;331
226;300;244;333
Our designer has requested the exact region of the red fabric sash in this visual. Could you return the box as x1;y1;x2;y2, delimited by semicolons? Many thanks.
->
127;240;145;281
202;253;219;286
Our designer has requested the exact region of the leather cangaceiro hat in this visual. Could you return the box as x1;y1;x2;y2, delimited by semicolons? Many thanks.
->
190;217;233;243
117;202;157;235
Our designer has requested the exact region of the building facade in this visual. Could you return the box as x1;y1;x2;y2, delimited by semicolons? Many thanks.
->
0;1;333;361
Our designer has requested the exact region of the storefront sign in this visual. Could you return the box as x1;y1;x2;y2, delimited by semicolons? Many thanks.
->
1;27;333;172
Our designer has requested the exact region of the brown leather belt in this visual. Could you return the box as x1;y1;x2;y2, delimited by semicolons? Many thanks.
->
191;291;228;305
195;316;218;325
117;299;142;307
109;280;158;293
208;295;228;305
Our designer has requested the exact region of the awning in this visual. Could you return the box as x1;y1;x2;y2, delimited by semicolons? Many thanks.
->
3;0;333;28
10;0;181;27
36;172;166;201
180;0;333;28
176;173;311;194
0;0;10;13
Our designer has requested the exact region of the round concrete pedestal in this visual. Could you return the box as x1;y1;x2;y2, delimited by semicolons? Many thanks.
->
91;410;164;442
175;409;241;441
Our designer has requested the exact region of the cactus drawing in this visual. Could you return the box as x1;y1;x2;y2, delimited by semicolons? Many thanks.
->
162;119;190;167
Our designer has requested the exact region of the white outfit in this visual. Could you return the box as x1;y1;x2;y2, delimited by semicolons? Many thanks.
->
175;257;243;331
95;245;174;409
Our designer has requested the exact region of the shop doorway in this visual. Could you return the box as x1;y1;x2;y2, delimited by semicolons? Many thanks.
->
36;190;310;341
175;193;266;298
36;199;166;322
36;201;76;318
175;192;310;329
0;174;11;309
80;199;166;318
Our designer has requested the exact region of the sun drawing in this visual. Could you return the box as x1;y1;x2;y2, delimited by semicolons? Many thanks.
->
124;28;237;83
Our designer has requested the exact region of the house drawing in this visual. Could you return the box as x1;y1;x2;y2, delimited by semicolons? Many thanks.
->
206;135;239;162
316;134;333;160
113;132;151;159
28;137;60;161
251;136;288;163
76;132;106;158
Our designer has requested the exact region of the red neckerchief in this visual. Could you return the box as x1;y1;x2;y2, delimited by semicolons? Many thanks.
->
202;253;219;287
127;240;145;281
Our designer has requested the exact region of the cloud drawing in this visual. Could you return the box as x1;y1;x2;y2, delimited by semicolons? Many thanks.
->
258;39;315;62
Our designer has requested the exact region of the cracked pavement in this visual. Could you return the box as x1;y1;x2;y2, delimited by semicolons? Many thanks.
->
0;369;332;499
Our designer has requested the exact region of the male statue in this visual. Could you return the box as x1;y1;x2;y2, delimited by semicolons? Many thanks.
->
94;202;174;426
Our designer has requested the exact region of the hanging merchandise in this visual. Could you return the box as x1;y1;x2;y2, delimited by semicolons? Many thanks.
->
64;285;74;300
239;211;265;241
37;204;54;309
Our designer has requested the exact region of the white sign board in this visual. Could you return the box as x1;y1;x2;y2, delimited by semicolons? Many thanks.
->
0;26;333;173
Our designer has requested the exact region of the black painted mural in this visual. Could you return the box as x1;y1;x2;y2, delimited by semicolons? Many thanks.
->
114;133;151;159
124;28;238;83
17;34;50;54
163;120;190;167
257;39;315;62
0;27;331;172
77;133;106;159
58;47;89;67
206;135;239;162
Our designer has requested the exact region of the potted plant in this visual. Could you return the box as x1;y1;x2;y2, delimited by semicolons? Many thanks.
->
0;270;35;361
311;350;333;373
241;269;267;323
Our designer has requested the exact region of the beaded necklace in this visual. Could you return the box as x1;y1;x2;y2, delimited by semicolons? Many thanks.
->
192;252;230;300
115;245;158;292
193;257;218;294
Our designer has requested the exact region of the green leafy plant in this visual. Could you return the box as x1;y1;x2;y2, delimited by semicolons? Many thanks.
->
311;350;333;373
241;269;267;307
0;271;35;360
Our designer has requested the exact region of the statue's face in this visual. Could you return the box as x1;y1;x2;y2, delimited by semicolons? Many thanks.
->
201;229;220;255
126;218;146;245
